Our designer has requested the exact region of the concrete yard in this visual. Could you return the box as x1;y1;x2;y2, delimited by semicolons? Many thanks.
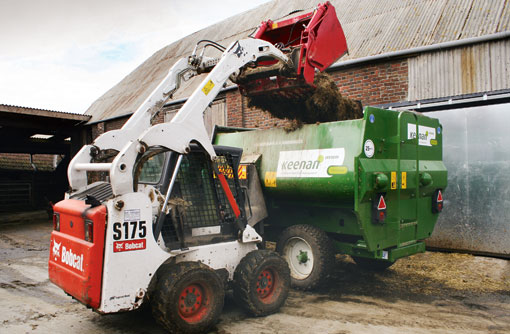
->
1;213;509;334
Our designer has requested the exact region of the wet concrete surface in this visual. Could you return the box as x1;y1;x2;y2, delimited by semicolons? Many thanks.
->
1;214;509;334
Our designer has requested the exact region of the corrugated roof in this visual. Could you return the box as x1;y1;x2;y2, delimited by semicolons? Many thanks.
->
0;104;90;121
85;0;510;123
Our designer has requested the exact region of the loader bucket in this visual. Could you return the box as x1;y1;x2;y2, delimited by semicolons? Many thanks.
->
237;1;348;99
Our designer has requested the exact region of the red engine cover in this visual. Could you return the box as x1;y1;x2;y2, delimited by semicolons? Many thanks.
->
48;199;107;309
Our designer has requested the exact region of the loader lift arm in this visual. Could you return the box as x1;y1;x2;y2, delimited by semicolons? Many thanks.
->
68;38;289;195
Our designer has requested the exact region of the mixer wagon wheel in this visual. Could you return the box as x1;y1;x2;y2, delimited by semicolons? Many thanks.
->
276;224;335;290
233;250;290;316
151;262;224;334
352;256;395;271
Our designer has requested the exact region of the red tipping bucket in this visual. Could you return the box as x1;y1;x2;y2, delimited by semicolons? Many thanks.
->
238;1;348;97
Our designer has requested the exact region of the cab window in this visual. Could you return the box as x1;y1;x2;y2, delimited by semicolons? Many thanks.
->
138;153;165;184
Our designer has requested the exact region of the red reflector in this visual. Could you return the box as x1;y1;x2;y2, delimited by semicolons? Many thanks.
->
377;196;387;210
437;190;443;202
373;193;387;224
432;189;444;213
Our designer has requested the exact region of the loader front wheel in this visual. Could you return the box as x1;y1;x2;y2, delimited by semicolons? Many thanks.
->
233;250;290;316
276;224;335;290
151;262;224;334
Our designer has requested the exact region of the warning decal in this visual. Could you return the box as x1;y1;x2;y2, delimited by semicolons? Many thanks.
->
437;190;443;202
238;165;247;180
264;172;277;188
391;172;397;190
202;80;215;95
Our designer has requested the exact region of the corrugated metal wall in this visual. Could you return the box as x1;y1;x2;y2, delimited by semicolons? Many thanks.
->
409;39;510;100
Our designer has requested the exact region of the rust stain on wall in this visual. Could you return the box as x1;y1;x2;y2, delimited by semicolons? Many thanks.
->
461;48;476;94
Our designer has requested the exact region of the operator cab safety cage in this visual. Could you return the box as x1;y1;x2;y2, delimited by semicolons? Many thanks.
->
140;145;247;250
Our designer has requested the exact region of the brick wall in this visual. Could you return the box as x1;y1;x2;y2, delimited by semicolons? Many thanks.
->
90;111;167;141
0;153;58;171
91;121;105;140
105;117;129;131
331;59;408;106
226;92;291;129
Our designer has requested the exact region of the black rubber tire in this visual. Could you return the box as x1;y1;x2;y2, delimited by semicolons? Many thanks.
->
276;224;335;290
233;250;290;317
352;256;395;271
151;262;224;334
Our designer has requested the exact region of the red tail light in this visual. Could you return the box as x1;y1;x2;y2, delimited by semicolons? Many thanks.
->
84;219;93;242
53;213;60;231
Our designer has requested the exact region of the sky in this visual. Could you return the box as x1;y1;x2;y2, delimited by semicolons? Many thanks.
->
0;0;271;114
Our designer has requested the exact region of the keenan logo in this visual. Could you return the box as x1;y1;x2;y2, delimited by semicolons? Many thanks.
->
280;155;323;171
276;148;345;178
407;123;436;147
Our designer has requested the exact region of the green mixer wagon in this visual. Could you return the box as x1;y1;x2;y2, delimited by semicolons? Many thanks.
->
214;107;447;289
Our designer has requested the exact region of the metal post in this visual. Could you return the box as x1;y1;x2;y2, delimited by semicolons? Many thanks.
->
153;154;183;239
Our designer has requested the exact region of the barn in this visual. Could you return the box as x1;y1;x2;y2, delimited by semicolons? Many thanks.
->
83;0;510;257
0;104;90;213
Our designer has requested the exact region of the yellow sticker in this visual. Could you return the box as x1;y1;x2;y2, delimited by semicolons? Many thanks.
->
264;172;277;188
401;172;407;189
202;80;215;95
327;166;348;175
430;139;438;146
391;171;397;190
272;22;278;29
238;165;247;180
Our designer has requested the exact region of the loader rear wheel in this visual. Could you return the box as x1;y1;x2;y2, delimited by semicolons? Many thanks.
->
352;256;395;271
151;262;224;334
233;250;290;316
276;224;335;290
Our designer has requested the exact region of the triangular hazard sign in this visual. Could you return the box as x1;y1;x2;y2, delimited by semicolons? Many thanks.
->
437;190;443;202
377;195;386;210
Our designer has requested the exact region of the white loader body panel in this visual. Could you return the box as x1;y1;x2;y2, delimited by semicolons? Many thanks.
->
98;192;259;313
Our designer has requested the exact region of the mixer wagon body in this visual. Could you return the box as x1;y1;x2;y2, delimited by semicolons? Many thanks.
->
214;107;447;268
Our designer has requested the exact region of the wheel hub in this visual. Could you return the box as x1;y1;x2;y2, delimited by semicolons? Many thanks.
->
185;293;197;307
256;270;274;299
297;250;309;264
179;284;204;317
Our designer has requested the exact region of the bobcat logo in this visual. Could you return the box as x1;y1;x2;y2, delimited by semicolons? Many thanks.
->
52;241;61;261
233;42;244;58
115;243;124;251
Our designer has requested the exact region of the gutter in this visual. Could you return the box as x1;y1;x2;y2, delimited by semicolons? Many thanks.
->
376;89;510;112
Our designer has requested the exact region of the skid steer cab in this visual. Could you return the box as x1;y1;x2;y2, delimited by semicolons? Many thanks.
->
49;145;290;333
